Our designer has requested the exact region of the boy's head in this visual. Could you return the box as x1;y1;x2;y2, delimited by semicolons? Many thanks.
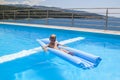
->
50;34;56;42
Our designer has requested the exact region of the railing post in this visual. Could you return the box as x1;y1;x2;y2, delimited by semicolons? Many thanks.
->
71;9;74;27
105;8;108;30
14;10;16;21
3;10;4;21
46;10;49;25
28;10;30;22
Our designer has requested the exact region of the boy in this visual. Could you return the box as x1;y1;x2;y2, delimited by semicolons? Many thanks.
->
43;34;72;55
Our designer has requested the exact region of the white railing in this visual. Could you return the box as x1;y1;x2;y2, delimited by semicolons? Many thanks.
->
0;8;120;31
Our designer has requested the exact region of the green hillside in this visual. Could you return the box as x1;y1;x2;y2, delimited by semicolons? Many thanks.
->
0;5;104;20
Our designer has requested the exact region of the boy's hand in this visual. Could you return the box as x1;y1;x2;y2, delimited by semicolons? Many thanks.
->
42;46;47;52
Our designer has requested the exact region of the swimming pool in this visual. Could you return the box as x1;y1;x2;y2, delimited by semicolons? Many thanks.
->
0;23;120;80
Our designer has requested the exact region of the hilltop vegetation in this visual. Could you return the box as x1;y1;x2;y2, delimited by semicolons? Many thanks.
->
0;5;104;20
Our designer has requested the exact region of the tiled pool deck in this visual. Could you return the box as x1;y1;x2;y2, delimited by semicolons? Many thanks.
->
0;22;120;35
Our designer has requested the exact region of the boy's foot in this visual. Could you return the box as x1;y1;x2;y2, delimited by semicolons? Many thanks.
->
68;52;73;55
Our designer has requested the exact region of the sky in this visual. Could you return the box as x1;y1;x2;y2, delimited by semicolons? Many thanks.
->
0;0;120;8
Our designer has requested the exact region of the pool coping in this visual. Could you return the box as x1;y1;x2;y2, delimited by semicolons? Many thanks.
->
0;22;120;36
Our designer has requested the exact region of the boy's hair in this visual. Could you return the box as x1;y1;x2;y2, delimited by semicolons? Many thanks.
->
50;34;56;39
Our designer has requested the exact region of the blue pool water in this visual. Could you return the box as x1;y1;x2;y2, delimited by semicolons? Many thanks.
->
0;24;120;80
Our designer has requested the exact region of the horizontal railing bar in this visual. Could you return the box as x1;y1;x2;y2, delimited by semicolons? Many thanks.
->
44;12;106;14
107;13;120;14
108;21;120;23
74;20;105;23
0;8;120;10
68;8;120;9
108;26;120;27
74;23;104;27
49;21;72;24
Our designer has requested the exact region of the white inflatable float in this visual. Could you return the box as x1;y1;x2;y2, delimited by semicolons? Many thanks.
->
37;37;101;69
